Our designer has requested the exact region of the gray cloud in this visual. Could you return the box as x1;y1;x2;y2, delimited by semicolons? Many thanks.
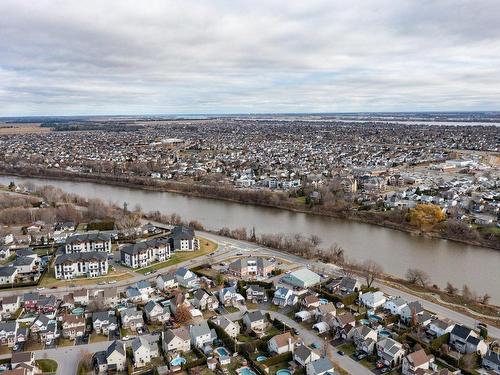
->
0;0;499;115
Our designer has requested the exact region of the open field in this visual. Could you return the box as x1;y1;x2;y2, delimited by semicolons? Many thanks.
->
0;123;50;134
135;237;217;274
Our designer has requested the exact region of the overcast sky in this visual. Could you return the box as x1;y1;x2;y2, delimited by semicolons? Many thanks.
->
1;0;499;116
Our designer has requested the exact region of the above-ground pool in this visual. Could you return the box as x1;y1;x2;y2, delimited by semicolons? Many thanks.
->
215;347;230;357
256;355;267;362
276;370;292;375
319;298;329;305
170;357;187;366
71;307;85;315
239;367;256;375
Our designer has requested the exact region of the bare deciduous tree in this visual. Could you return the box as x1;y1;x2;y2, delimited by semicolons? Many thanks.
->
360;260;383;287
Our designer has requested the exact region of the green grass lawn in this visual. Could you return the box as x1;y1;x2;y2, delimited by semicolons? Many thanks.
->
338;342;356;356
135;237;217;274
36;359;58;373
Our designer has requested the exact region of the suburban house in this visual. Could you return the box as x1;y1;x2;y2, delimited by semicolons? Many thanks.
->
61;314;86;339
327;276;361;295
189;321;216;348
242;310;267;334
294;344;321;367
22;293;58;314
11;351;36;375
228;257;275;278
273;287;298;307
162;327;191;353
219;287;245;307
169;226;199;251
306;357;335;375
120;307;144;329
212;316;240;339
191;289;219;311
30;315;58;343
54;252;108;279
132;337;159;368
92;311;118;335
13;256;37;274
144;301;171;323
0;295;20;318
316;303;336;322
449;325;488;356
268;332;297;355
384;297;408;315
349;325;378;354
94;340;126;373
120;238;170;268
427;318;455;338
72;289;90;306
482;350;500;374
0;321;18;347
246;284;267;303
400;301;424;324
302;295;321;309
402;349;435;375
282;268;321;288
360;291;386;309
0;267;18;285
156;273;178;290
0;246;10;260
175;267;199;288
377;338;405;368
65;232;112;253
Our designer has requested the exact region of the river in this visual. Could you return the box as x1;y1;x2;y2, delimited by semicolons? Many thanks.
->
1;175;499;303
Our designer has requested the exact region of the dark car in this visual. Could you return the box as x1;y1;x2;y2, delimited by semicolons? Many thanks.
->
337;350;345;356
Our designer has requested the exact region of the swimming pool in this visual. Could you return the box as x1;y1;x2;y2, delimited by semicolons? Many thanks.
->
276;370;292;375
71;307;85;315
239;367;256;375
368;313;383;321
359;319;370;325
170;357;186;366
319;298;329;305
215;347;230;357
256;355;267;362
378;329;392;338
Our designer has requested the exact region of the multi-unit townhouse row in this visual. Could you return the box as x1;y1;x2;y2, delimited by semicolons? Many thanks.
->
64;232;112;254
54;252;109;280
120;238;171;269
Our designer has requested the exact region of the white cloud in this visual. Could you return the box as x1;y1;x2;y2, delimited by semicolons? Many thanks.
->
0;0;499;115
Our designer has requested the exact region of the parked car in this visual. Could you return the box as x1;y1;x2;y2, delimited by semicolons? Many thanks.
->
337;350;345;356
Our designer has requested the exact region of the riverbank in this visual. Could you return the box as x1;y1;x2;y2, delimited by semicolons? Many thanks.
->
1;168;498;250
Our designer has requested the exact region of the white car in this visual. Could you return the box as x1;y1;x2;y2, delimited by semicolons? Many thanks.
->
122;335;129;341
37;287;45;291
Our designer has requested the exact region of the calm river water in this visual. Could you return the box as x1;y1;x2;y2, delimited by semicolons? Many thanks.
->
1;175;499;303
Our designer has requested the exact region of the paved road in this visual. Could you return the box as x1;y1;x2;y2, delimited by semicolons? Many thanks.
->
199;231;500;339
223;308;371;375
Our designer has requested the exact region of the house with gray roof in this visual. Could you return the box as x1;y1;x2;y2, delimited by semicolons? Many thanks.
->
94;340;126;373
228;257;275;278
120;237;170;269
120;307;144;329
65;232;112;254
162;327;191;353
132;336;159;368
144;301;170;323
0;266;18;284
92;311;117;334
306;357;336;375
189;321;216;348
169;226;199;251
54;252;108;279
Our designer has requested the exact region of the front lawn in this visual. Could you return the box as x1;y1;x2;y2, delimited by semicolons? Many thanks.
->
135;237;217;275
89;334;109;343
36;359;58;373
337;342;356;356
